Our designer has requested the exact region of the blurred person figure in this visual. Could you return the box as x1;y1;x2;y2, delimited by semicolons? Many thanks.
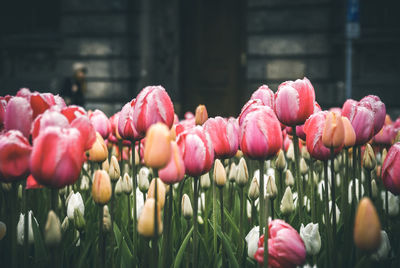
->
61;63;87;106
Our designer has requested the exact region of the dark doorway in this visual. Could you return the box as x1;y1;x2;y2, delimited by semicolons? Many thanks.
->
180;0;245;117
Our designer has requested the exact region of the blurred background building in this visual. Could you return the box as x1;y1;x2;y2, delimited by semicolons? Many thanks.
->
0;0;399;117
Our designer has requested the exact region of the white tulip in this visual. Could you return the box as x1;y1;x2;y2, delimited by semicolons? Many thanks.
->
17;210;37;245
138;167;150;192
245;226;259;259
67;192;84;220
280;187;294;215
371;230;391;261
300;223;321;255
381;191;399;216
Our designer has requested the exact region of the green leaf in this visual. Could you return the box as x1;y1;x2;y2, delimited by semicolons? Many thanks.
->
120;237;133;267
31;217;47;261
209;219;239;268
173;226;193;268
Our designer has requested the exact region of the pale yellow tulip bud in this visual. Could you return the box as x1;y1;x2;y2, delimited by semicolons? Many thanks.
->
363;144;376;171
108;155;120;181
300;158;308;176
275;150;286;171
44;210;61;247
248;177;259;201
137;198;163;237
285;170;295;187
92;170;112;205
181;194;193;219
200;173;211;190
214;159;227;187
147;178;166;209
266;176;277;200
236;158;249;187
280;187;295;215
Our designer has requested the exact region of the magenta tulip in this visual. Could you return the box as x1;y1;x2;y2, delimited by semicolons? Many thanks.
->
159;141;185;184
304;111;342;161
71;116;96;151
250;85;275;109
118;100;142;141
132;85;174;136
177;126;214;177
240;106;282;160
89;109;111;139
359;95;386;135
373;124;395;146
4;97;33;138
254;219;306;268
382;142;400;195
31;110;70;141
0;130;32;182
274;77;315;126
30;126;85;188
204;117;239;159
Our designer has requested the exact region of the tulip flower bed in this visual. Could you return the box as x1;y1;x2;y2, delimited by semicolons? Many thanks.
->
1;81;400;268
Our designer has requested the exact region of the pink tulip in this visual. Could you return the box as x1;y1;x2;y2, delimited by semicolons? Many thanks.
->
238;99;263;126
159;141;185;184
4;97;33;138
204;117;239;159
250;85;275;109
359;95;386;135
254;219;306;268
31;110;70;141
71;116;96;151
26;174;43;189
382;142;400;195
240;106;282;160
61;105;87;123
175;118;196;137
89;109;111;139
118;100;142;141
304;111;342;161
184;111;194;119
30;126;85;188
274;77;315;126
177;126;214;177
0;96;8;130
16;88;32;99
373;124;395;146
29;92;57;119
132;85;174;136
0;130;32;182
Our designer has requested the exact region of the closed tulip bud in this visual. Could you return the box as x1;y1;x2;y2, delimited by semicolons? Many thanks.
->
80;175;90;191
67;192;84;220
195;105;208;126
73;208;86;231
137;198;163;237
115;177;123;195
228;162;237;182
275;150;286;171
18;184;22;200
88;132;108;162
103;205;112;233
285;170;295;186
287;143;295;161
200;173;211;190
322;112;345;148
371;179;378;199
334;158;340;173
354;197;381;252
214;159;227;187
17;211;36;245
266;176;277;200
363;144;376;171
0;221;6;240
280;187;295;215
301;146;310;160
342;116;356;148
381;148;387;164
92;170;112;205
148;178;166;209
300;223;321;255
44;210;61;247
235;158;249;187
122;173;133;194
235;150;243;158
108;155;120;181
248;177;259;201
181;194;193;219
1;183;12;191
61;217;69;232
300;158;308;175
138;167;150;192
144;123;172;169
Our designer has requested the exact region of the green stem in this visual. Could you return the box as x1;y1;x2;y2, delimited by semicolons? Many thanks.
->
292;127;303;223
365;168;372;198
51;188;58;213
193;177;199;268
219;186;226;268
357;146;362;201
99;205;105;268
212;172;217;255
323;161;332;266
329;148;337;268
264;197;269;268
310;160;316;223
238;186;244;263
10;183;17;268
162;187;173;268
343;149;350;266
352;147;357;204
153;170;159;268
131;142;137;252
259;160;265;236
23;183;29;267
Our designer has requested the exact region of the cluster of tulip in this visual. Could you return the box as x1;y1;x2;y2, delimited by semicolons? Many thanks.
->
1;79;400;268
